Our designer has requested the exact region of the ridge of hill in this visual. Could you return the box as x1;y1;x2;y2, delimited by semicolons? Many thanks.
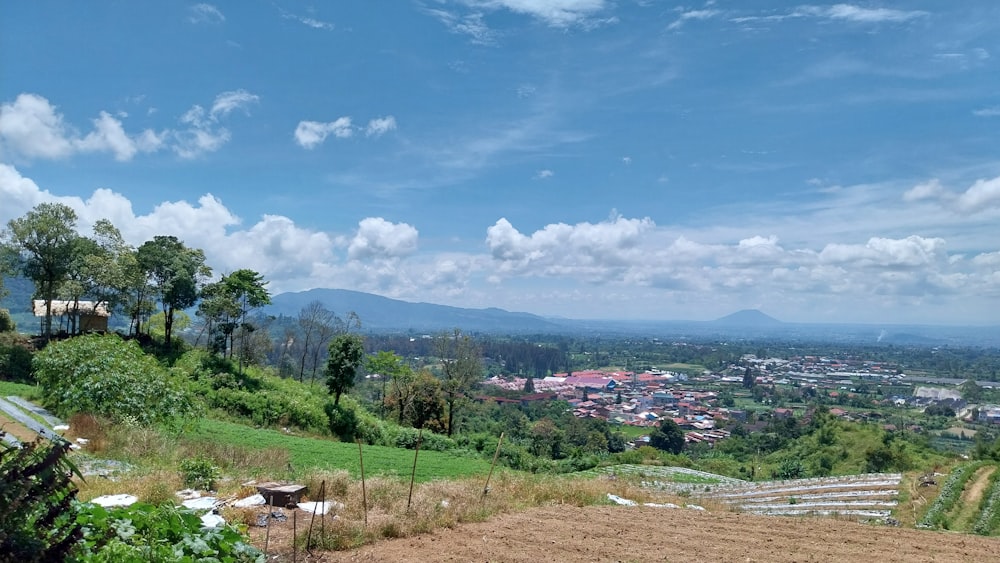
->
713;309;783;326
265;288;564;333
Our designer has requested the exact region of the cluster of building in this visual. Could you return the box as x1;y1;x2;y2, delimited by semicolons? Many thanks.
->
482;369;735;446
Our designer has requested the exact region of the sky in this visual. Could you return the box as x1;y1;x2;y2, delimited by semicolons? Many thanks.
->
2;1;1000;326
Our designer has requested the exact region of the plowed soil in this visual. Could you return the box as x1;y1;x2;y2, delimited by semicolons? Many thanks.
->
262;504;1000;562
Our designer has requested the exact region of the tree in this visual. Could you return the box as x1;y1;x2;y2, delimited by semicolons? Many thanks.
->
137;236;210;346
4;203;79;337
436;329;483;436
366;350;408;418
742;366;756;389
297;301;336;382
83;219;141;326
219;269;271;374
408;370;445;430
325;333;365;406
523;375;535;393
649;418;685;454
960;379;983;402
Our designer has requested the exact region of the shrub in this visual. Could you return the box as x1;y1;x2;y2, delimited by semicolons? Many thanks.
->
0;308;14;333
179;457;220;490
33;334;198;427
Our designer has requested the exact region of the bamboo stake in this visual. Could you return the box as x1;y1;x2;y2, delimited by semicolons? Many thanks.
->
407;427;423;511
292;507;297;563
306;479;324;554
483;432;505;497
358;438;368;528
263;494;274;556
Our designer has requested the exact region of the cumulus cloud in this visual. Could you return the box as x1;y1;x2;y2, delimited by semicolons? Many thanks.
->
294;118;353;149
819;236;946;268
0;91;255;162
347;217;419;260
189;3;225;24
365;116;397;138
0;94;164;161
901;175;1000;215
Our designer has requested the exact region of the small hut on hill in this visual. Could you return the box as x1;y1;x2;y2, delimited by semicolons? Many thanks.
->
32;299;110;334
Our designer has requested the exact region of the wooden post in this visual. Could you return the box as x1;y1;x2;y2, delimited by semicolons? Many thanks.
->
263;494;274;556
483;432;505;497
306;479;324;554
407;428;423;511
292;507;297;563
358;438;368;528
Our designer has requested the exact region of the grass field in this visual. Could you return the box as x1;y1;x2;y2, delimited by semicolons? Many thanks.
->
0;380;42;400
185;419;496;482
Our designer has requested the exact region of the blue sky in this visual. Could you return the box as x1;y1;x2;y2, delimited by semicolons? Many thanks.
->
2;1;1000;325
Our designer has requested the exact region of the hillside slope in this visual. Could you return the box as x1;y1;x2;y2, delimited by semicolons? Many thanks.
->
328;504;1000;562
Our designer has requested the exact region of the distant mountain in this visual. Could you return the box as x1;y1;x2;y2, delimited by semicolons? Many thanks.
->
712;309;783;326
265;288;564;334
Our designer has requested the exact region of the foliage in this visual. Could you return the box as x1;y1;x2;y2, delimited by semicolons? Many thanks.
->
0;438;82;561
73;501;263;562
0;333;33;382
436;329;484;436
176;349;328;433
325;332;365;406
918;462;986;529
137;236;210;345
0;308;14;332
973;466;1000;535
33;334;198;426
4;203;79;336
650;419;685;454
178;457;220;490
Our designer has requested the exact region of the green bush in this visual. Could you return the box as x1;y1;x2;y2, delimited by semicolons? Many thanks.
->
0;338;33;383
33;334;198;427
0;309;15;332
179;457;220;490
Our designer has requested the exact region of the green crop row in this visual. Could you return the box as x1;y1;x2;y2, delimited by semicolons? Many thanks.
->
972;466;1000;536
918;461;987;530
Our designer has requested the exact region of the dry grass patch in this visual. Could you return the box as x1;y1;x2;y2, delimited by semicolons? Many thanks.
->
282;470;688;553
75;469;183;505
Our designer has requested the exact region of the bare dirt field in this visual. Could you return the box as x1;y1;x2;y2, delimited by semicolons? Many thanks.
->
256;504;1000;562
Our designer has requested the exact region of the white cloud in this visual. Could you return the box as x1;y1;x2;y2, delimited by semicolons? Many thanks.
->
902;179;945;202
0;93;77;159
280;10;335;30
189;3;225;24
365;116;397;138
210;89;259;118
900;175;1000;215
347;217;419;261
294;118;354;149
974;106;1000;117
472;0;609;28
816;4;927;24
426;9;498;45
667;9;721;31
535;169;554;179
955;177;1000;214
0;94;164;161
819;236;945;268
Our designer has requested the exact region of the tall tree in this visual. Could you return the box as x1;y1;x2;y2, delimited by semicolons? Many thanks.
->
366;350;409;419
137;236;210;346
3;203;79;337
297;301;336;382
219;269;271;374
325;332;365;406
436;329;483;436
83;219;141;326
650;418;685;454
